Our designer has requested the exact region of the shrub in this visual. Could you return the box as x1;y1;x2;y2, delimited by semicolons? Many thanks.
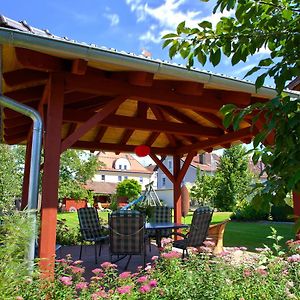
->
56;218;81;245
116;179;142;201
232;199;269;221
271;204;294;222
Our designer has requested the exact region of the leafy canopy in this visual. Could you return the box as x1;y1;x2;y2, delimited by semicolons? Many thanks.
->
58;150;100;201
163;0;300;209
116;179;142;201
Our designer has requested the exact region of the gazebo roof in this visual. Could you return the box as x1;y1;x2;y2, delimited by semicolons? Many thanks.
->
1;15;298;155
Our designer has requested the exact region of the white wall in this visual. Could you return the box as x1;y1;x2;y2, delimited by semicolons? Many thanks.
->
156;189;174;208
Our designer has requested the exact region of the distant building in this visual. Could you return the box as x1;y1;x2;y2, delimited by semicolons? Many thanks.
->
157;153;219;190
85;152;154;199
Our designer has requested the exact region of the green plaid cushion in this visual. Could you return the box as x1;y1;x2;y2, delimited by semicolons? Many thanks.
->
77;207;105;241
148;206;172;237
173;206;213;249
109;210;145;255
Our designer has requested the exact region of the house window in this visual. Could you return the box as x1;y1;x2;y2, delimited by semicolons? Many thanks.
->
124;176;128;179
124;165;127;170
168;160;172;169
118;176;122;181
162;177;166;186
101;175;105;181
199;154;205;164
139;177;143;183
118;164;122;169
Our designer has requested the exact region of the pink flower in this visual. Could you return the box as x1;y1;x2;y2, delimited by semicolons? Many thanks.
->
198;246;213;253
119;271;131;279
139;284;151;293
151;256;159;261
75;282;88;290
59;276;73;286
203;240;216;248
149;279;158;287
137;275;148;283
91;290;108;299
101;261;117;269
15;297;24;300
68;265;85;274
255;247;270;253
117;285;133;294
73;260;83;265
256;267;268;276
239;247;247;251
287;254;300;263
161;251;181;259
243;269;251;277
92;268;103;275
161;238;173;247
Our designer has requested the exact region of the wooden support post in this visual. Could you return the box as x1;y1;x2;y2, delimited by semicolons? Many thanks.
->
173;155;182;224
21;138;32;210
293;192;300;235
39;73;64;278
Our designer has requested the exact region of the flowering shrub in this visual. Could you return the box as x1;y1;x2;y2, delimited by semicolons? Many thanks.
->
12;232;300;299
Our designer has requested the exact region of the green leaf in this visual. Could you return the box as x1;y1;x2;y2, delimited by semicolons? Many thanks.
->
244;66;260;78
210;48;221;66
223;113;234;128
258;58;273;67
231;50;241;65
162;33;179;39
198;21;212;29
197;50;207;66
162;39;173;49
255;73;267;90
253;131;267;148
220;104;237;115
176;21;186;34
282;9;293;20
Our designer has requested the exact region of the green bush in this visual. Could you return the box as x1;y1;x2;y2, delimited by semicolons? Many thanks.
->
232;200;269;221
271;204;294;222
56;218;81;245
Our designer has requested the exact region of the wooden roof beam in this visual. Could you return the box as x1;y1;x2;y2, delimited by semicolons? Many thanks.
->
65;73;225;113
4;85;45;104
73;141;175;155
3;69;48;87
61;96;126;153
72;59;88;75
194;111;226;130
177;127;254;154
63;109;223;138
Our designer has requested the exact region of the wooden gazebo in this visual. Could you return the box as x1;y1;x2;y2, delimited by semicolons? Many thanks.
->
0;16;299;275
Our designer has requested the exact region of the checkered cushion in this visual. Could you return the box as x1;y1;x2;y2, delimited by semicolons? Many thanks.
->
109;210;145;255
173;206;213;249
77;207;105;241
148;206;172;237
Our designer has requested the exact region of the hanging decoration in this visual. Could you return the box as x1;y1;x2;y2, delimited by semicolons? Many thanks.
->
134;145;150;157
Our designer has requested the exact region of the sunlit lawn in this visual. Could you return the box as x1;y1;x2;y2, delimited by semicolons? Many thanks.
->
58;210;295;251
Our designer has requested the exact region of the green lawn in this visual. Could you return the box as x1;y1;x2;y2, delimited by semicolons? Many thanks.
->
58;211;295;251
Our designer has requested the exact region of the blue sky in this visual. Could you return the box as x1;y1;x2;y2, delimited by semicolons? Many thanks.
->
1;0;272;87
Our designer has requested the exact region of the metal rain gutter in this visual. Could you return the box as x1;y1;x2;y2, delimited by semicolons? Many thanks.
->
0;27;299;99
0;95;42;272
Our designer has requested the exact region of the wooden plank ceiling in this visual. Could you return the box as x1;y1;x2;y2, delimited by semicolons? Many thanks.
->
1;46;264;155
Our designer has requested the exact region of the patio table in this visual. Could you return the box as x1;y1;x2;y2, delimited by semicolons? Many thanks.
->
145;222;189;248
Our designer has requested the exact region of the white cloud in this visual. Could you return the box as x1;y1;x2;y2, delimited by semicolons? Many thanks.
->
232;63;257;75
70;12;98;24
201;10;234;28
139;30;161;43
103;13;120;27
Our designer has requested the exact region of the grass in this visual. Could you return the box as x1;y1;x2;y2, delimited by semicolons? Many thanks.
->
58;210;295;252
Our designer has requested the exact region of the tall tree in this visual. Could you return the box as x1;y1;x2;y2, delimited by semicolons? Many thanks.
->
163;0;300;209
58;150;100;201
214;145;254;211
190;168;216;207
0;145;23;211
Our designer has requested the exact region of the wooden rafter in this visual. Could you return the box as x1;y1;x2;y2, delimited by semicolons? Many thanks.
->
73;141;175;155
60;96;127;152
175;151;196;185
177;127;254;154
3;69;48;87
63;109;223;138
150;153;174;183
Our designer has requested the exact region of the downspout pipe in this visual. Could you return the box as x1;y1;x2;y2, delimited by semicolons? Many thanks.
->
0;95;42;272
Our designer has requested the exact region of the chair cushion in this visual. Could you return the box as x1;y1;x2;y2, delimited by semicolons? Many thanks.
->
173;239;187;250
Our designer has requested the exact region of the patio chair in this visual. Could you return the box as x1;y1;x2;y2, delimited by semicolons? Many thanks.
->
147;206;172;251
109;210;146;269
173;206;213;258
77;207;108;264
